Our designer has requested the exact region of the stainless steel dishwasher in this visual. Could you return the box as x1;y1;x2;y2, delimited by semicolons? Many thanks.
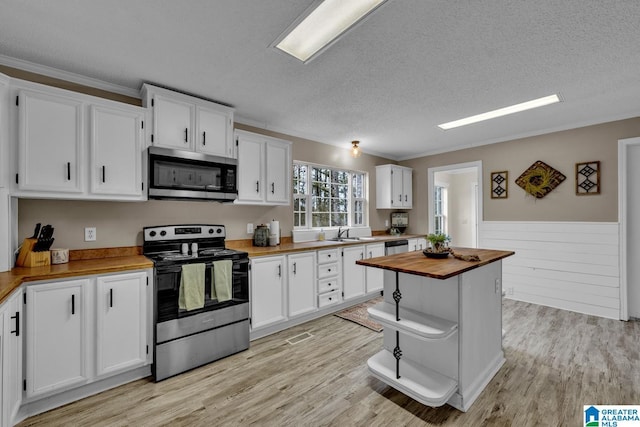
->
385;239;409;255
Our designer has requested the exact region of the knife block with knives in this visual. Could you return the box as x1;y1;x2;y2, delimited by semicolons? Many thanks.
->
16;223;55;267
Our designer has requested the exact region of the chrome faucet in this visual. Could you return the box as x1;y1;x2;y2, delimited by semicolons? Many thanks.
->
338;227;349;239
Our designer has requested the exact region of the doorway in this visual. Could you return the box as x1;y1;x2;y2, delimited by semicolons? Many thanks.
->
619;137;640;320
427;161;482;248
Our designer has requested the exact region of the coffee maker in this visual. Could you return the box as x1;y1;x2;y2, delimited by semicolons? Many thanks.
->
390;212;408;235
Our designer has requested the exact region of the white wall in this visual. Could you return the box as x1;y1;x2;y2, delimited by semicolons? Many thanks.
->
480;221;620;319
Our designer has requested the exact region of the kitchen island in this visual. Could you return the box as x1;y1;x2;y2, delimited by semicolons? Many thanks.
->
356;247;514;412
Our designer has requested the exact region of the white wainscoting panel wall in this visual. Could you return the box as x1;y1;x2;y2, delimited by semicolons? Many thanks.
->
479;221;620;319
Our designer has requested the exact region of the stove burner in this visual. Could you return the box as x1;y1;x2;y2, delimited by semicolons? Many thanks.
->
199;248;238;256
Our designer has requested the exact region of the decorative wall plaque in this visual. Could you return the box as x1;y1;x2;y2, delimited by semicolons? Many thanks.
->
515;160;566;199
491;171;508;199
576;161;600;195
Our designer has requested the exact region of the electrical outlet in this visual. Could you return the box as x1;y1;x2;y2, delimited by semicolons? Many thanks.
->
508;287;514;296
84;227;96;242
494;278;501;294
384;219;389;227
247;223;254;234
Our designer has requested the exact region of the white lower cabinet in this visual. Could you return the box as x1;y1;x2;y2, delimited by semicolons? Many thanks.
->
408;237;427;252
317;248;341;308
26;279;90;398
365;243;385;293
25;271;149;400
342;245;365;301
287;252;316;318
95;272;148;377
250;255;286;330
2;289;23;427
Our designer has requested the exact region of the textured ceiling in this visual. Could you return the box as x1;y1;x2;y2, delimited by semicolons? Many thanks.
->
1;0;639;160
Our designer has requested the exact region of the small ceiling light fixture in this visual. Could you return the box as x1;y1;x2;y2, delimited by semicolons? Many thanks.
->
437;94;562;130
351;140;362;158
273;0;389;63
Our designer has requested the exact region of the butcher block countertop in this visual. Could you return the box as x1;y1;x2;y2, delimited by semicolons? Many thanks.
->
0;247;152;304
356;247;515;280
227;234;420;257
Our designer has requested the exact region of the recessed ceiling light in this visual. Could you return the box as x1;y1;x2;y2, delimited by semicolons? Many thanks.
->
273;0;389;63
437;94;562;130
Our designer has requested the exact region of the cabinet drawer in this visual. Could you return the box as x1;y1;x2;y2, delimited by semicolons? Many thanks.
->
318;277;340;294
317;262;338;279
318;290;341;308
317;249;339;264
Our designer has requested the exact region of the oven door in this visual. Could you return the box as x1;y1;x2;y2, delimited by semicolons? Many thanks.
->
155;257;249;323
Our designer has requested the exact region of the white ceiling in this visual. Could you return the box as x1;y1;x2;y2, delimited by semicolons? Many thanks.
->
1;0;639;160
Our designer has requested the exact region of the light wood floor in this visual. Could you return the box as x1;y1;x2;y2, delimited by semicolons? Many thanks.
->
18;299;640;426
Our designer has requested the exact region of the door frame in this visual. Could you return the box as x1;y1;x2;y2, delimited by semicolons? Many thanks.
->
427;161;483;245
618;137;640;320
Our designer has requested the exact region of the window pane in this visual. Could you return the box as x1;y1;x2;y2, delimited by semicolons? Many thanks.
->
332;170;348;184
332;213;348;226
332;199;348;213
313;197;330;212
312;213;330;227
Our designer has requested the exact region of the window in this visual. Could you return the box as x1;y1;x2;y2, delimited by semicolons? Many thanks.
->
434;185;448;235
293;162;367;229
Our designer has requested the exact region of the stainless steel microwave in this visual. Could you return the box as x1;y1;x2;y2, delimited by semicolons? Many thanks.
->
148;146;237;201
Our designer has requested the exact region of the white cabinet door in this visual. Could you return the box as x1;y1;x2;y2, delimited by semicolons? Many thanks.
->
391;166;404;207
402;167;413;208
2;289;22;427
0;75;9;189
152;94;194;149
237;134;264;203
288;252;316;317
18;89;83;193
342;245;365;300
95;272;147;377
26;279;90;398
251;256;286;329
90;105;144;197
365;243;385;293
265;140;290;204
196;106;233;158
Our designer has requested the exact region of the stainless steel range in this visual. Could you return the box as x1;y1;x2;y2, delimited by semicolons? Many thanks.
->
143;224;249;381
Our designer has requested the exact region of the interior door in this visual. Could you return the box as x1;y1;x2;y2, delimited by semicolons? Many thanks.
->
622;138;640;318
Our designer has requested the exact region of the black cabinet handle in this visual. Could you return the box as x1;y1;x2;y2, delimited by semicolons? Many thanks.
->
102;165;106;183
271;182;275;194
110;288;113;308
293;262;297;275
256;181;259;193
184;128;188;143
202;131;206;146
67;162;71;181
10;312;19;336
369;251;372;258
277;264;281;277
71;294;75;315
398;195;402;202
327;254;331;258
328;268;331;272
405;195;408;202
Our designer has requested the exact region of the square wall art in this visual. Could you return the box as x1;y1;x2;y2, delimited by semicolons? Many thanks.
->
491;171;508;199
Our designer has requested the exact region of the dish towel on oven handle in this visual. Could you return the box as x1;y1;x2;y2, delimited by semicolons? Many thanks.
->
213;260;233;302
179;263;206;311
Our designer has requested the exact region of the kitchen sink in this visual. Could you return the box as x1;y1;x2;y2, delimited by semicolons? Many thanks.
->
327;237;364;242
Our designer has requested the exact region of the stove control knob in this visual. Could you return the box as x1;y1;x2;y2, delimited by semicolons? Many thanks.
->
217;228;222;234
149;231;156;237
160;230;167;236
208;228;214;234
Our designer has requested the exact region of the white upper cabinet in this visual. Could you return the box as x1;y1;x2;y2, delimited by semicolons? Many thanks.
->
12;79;146;201
0;73;10;188
142;83;235;158
151;94;194;150
17;88;84;193
376;164;413;209
196;105;233;157
235;130;291;206
90;105;144;197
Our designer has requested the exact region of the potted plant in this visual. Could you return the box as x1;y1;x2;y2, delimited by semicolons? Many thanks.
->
425;233;451;257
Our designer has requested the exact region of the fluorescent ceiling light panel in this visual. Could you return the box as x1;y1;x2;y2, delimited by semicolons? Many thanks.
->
275;0;388;62
437;94;562;130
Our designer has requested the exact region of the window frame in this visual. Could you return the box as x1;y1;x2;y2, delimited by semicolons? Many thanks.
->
434;184;448;235
293;161;368;230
